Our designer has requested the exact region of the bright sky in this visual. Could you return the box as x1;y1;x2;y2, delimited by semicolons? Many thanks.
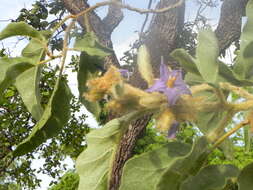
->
0;0;222;189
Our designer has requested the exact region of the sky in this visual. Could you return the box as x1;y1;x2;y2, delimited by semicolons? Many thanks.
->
0;0;223;189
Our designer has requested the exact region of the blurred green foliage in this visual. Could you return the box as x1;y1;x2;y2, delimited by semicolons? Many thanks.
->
49;171;79;190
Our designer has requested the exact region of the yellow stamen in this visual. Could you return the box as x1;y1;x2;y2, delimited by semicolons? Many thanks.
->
166;76;177;88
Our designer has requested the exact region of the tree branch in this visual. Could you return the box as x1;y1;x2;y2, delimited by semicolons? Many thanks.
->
102;0;124;35
215;0;248;55
61;0;108;44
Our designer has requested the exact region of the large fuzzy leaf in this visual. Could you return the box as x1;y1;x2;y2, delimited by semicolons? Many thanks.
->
119;142;191;190
196;29;219;84
76;112;140;190
14;39;45;120
77;53;102;117
156;137;209;189
21;38;45;63
173;51;253;86
74;32;113;57
13;77;72;157
120;137;209;190
218;61;253;86
238;162;253;190
0;57;35;97
170;49;200;75
234;0;253;78
14;66;43;121
180;165;239;190
193;89;234;159
0;22;45;41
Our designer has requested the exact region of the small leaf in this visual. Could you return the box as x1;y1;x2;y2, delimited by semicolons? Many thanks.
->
180;165;239;190
0;22;45;41
238;162;253;190
13;77;72;157
137;45;154;86
196;29;219;84
77;53;102;117
170;49;200;75
0;57;35;97
74;32;113;57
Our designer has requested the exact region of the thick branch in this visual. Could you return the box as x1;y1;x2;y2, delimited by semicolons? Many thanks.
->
62;0;120;69
61;0;108;44
215;0;248;54
145;0;185;75
103;0;124;35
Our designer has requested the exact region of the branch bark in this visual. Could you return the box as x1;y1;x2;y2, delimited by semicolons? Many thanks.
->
215;0;248;55
103;0;124;35
62;0;122;68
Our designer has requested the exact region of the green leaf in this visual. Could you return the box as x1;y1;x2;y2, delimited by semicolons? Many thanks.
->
156;137;210;190
155;170;182;190
184;72;204;86
4;89;15;98
76;112;140;190
183;59;253;87
0;57;35;97
180;165;239;190
170;49;200;75
14;66;43;121
193;90;234;159
120;137;209;190
119;142;191;190
21;38;45;63
196;29;219;84
238;162;253;190
14;39;45;121
234;0;253;78
244;41;253;59
74;32;113;57
0;22;45;41
77;53;102;117
12;77;72;157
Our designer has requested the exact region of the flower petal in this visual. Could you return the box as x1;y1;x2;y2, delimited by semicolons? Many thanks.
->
164;88;182;105
160;57;169;81
168;121;179;138
119;69;129;76
146;79;166;93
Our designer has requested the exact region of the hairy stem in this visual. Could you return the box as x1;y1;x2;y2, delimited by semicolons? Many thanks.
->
211;119;250;150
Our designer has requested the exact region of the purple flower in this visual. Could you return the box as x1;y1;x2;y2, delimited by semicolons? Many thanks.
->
119;69;131;79
146;57;191;106
168;122;179;139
